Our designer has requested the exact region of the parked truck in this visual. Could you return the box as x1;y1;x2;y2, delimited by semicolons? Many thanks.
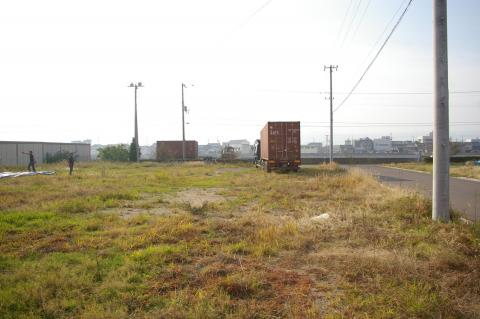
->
255;121;301;172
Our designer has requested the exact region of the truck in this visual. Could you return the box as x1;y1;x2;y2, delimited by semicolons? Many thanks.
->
255;121;301;172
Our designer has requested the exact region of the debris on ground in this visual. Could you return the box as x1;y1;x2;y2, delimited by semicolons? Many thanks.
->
311;213;330;222
459;217;473;225
0;171;56;179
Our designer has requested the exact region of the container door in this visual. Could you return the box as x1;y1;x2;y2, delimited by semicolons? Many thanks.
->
285;122;300;161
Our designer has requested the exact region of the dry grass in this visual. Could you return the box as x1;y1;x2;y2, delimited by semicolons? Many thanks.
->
0;161;479;318
386;162;480;179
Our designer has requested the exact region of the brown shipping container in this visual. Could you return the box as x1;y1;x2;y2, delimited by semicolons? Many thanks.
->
156;141;198;161
260;122;301;165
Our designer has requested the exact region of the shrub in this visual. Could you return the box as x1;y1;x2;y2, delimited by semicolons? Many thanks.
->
45;150;71;163
129;138;141;162
98;145;129;162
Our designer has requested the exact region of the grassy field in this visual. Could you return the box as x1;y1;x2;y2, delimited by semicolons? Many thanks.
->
1;161;479;318
385;162;480;180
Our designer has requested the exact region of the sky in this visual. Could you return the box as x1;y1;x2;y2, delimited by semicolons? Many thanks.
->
1;0;479;146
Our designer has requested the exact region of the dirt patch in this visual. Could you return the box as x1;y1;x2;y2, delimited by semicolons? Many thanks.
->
166;188;229;209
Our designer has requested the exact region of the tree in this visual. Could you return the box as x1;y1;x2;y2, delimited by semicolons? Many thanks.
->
129;138;139;162
98;145;129;162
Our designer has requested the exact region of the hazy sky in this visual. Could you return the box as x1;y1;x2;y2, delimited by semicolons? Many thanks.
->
1;0;479;145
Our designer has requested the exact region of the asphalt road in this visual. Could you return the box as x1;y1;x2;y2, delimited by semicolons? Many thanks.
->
348;165;480;221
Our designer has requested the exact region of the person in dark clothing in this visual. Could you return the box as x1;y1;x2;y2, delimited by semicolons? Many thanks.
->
68;153;75;175
22;151;36;172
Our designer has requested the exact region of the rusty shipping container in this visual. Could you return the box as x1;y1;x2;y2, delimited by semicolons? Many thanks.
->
260;122;301;171
156;141;198;161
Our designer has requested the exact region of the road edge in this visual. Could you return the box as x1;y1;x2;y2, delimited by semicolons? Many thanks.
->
381;165;480;183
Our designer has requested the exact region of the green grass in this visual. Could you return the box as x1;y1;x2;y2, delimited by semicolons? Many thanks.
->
386;162;480;179
0;161;479;318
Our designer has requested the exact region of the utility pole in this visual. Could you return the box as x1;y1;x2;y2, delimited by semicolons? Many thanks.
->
324;65;338;164
181;83;186;161
433;0;450;221
325;135;329;153
129;82;143;162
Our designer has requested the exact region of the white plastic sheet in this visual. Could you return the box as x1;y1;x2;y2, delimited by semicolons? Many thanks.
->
0;171;56;179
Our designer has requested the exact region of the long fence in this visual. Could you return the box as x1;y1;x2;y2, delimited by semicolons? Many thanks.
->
0;141;91;167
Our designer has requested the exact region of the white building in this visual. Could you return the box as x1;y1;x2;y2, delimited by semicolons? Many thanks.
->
373;136;393;153
224;139;252;158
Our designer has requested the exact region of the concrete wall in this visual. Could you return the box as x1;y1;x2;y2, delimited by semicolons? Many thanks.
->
0;141;91;167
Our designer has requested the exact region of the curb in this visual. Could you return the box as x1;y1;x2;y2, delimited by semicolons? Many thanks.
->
381;165;480;183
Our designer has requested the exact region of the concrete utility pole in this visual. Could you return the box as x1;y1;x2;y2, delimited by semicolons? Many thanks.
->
324;65;338;164
433;0;450;221
129;82;143;162
181;83;186;161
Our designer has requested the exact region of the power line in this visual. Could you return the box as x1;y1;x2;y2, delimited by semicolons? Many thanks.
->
259;89;480;95
336;0;354;44
336;90;480;95
360;0;408;69
222;0;275;42
349;0;372;44
179;121;480;128
341;0;363;47
335;104;479;108
239;0;274;28
335;0;415;113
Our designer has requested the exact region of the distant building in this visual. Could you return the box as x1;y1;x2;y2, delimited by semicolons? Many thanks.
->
333;145;342;154
470;138;480;152
224;139;252;159
354;138;374;154
71;139;92;144
373;136;392;153
418;132;433;155
198;143;222;158
340;144;354;154
392;140;418;154
301;142;322;154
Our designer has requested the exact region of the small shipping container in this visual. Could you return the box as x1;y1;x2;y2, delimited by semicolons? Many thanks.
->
156;140;198;161
259;122;301;172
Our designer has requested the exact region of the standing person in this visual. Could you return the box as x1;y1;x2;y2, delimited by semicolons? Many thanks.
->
67;153;75;175
22;151;36;172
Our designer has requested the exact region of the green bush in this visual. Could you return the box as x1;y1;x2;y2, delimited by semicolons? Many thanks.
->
129;138;140;162
98;145;129;162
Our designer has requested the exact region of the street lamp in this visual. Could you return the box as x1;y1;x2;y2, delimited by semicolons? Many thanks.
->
129;82;143;162
181;83;193;161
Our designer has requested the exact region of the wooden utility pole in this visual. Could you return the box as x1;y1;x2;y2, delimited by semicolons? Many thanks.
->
324;65;338;164
432;0;450;221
